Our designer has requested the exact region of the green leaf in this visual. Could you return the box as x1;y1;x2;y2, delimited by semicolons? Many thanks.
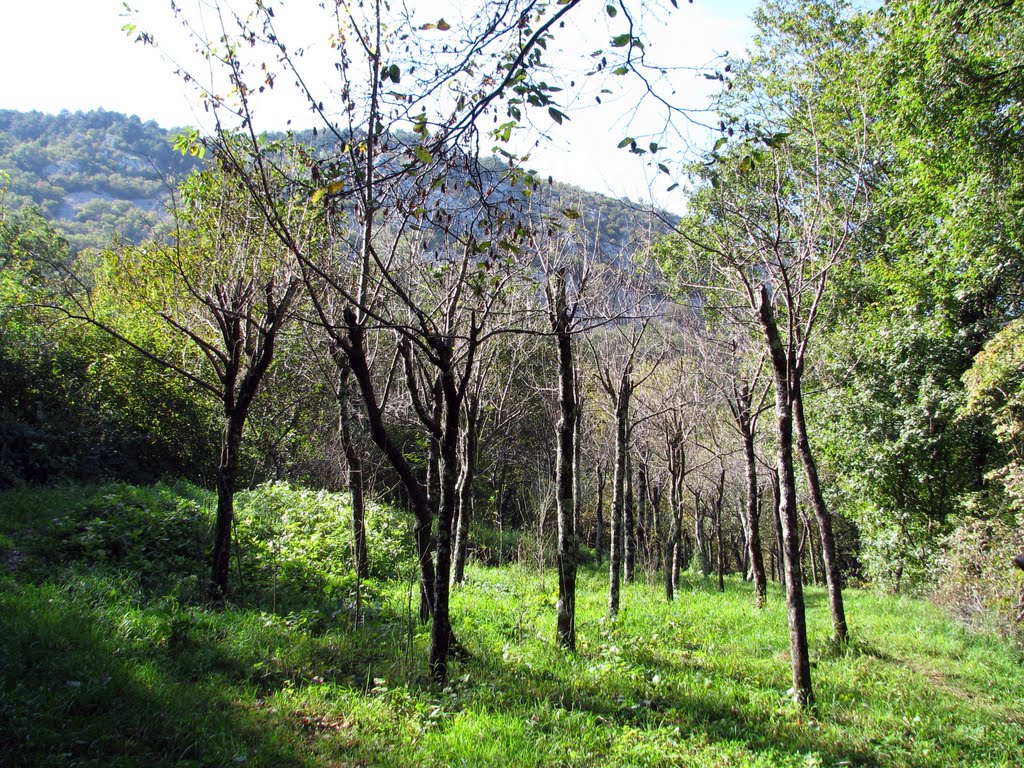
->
657;163;670;174
172;130;205;158
606;4;617;17
617;137;634;149
548;107;567;125
561;207;581;220
713;136;728;152
493;121;516;142
612;66;629;76
611;33;632;48
414;146;433;164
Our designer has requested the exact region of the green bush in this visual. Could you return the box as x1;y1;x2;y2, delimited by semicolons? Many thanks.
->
8;480;416;611
233;482;415;607
52;481;211;595
936;511;1024;635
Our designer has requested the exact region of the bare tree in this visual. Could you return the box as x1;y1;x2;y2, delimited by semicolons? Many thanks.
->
591;281;662;616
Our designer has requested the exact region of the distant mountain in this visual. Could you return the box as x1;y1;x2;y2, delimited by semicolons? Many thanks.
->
0;109;673;256
0;109;202;253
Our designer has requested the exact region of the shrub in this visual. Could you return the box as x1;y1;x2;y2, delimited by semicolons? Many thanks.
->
234;482;415;606
52;481;211;594
936;510;1024;636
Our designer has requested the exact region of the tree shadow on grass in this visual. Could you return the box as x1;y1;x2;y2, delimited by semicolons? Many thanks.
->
0;580;307;768
456;638;886;767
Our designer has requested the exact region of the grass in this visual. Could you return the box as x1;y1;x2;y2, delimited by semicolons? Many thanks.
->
2;482;1022;766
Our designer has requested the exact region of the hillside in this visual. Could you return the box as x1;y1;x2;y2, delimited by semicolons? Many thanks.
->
0;110;202;253
0;109;671;256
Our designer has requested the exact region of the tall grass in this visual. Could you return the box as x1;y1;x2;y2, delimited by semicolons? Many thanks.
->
2;482;1022;766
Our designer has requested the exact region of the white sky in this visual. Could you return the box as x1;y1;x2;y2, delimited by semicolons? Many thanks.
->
0;0;758;210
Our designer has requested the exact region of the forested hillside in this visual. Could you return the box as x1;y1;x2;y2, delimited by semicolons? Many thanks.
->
2;0;1024;764
0;109;201;252
0;109;660;257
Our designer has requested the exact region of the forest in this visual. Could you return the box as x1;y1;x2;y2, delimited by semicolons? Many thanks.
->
2;0;1024;765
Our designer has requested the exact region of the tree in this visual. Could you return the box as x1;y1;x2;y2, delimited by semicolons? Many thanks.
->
591;272;661;616
812;0;1024;599
141;0;600;684
726;358;770;606
548;264;581;649
662;0;877;655
71;166;306;598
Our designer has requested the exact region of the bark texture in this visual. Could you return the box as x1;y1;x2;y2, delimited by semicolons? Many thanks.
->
792;385;849;645
756;287;813;707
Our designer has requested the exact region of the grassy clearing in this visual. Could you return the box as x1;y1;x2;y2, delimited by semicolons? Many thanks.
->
1;482;1022;767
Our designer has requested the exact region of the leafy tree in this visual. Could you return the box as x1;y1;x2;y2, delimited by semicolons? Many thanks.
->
656;0;879;702
71;165;307;598
1;178;215;485
815;0;1024;598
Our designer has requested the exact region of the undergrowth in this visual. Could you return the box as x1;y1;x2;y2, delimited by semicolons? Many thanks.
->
1;482;1022;767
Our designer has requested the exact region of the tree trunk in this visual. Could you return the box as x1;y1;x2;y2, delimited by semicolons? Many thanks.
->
340;309;436;625
429;352;464;683
770;467;785;585
739;394;767;606
595;465;606;565
624;453;636;584
801;511;818;585
452;394;479;586
551;279;578;649
666;472;680;602
430;424;457;682
211;411;245;600
337;361;369;580
665;511;678;602
608;372;631;616
678;533;691;582
714;466;726;593
650;483;663;570
694;490;709;578
736;504;750;578
636;460;648;571
756;287;813;708
666;429;686;598
792;384;849;645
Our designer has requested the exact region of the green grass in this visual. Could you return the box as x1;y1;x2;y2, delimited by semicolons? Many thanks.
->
2;483;1022;766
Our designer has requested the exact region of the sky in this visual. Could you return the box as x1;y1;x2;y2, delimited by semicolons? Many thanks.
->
0;0;758;209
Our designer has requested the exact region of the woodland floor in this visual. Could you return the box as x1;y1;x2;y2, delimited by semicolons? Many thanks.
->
1;482;1022;767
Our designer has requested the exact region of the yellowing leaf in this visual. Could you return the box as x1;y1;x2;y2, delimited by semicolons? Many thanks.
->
311;179;345;203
